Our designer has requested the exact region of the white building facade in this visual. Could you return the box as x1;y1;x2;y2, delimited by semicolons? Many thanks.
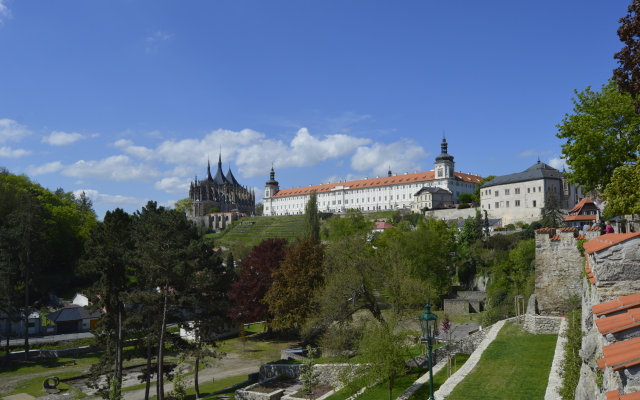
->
480;160;585;225
263;139;483;216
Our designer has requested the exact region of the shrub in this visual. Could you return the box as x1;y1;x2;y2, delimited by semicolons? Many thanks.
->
506;224;515;231
457;203;470;209
559;307;583;399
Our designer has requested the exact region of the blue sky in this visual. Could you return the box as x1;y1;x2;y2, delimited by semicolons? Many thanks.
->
0;1;631;218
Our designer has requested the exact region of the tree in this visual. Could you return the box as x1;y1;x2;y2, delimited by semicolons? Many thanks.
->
457;193;474;204
614;0;640;113
326;209;370;241
264;237;324;331
173;198;193;215
255;202;264;216
300;346;320;397
303;191;320;242
133;201;204;400
603;154;640;215
83;208;135;400
344;317;410;400
557;81;640;193
540;190;565;228
227;238;288;327
472;176;495;203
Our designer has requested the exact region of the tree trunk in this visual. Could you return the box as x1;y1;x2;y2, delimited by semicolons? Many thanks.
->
194;351;200;399
23;249;29;360
5;318;10;364
144;311;152;400
113;305;123;400
157;286;169;400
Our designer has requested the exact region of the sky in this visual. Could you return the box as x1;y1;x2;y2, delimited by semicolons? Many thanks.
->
0;1;632;218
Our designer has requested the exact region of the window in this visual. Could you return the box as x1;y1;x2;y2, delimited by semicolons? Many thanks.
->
338;200;341;204
505;189;510;195
532;187;536;193
344;200;348;204
495;202;499;209
515;200;520;206
495;191;499;197
539;187;541;192
527;188;531;193
28;322;35;328
515;188;520;194
533;200;537;207
506;201;509;207
500;201;504;207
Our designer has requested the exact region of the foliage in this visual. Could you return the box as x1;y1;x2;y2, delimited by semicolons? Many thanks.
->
304;191;321;242
345;317;410;400
576;239;587;256
301;346;320;396
326;209;370;241
209;207;220;213
255;202;264;216
472;176;495;203
228;238;288;324
602;154;640;215
167;363;188;400
173;198;193;215
458;193;474;204
614;0;640;113
556;81;640;193
265;237;324;331
457;203;470;209
540;190;565;228
559;307;583;400
506;223;515;231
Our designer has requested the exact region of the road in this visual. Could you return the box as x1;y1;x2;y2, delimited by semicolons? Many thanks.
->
1;331;94;346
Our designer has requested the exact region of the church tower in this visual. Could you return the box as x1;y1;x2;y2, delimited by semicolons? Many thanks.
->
265;166;279;198
434;137;455;179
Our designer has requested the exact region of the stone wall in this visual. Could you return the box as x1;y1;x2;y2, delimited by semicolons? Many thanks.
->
425;208;478;221
235;379;286;400
259;364;353;388
587;236;640;302
443;299;469;315
535;228;584;315
522;314;562;334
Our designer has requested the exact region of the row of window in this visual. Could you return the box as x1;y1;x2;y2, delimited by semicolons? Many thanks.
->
486;200;537;209
484;186;552;197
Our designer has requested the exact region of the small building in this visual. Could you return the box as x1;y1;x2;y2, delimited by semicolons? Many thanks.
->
0;311;41;336
564;197;598;229
45;305;103;334
444;291;486;314
372;221;394;233
72;293;90;307
180;320;242;341
412;187;454;212
191;211;248;231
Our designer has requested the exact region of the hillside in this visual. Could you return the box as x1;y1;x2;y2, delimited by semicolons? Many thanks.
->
212;215;306;248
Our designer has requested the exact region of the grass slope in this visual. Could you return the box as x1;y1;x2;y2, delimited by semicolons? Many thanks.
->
445;322;557;400
213;216;306;247
409;353;470;399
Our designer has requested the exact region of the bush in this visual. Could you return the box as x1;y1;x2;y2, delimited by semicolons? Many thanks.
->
559;307;583;399
506;224;515;231
457;203;470;209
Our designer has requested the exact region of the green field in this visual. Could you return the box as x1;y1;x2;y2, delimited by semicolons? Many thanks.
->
211;215;306;248
445;322;557;400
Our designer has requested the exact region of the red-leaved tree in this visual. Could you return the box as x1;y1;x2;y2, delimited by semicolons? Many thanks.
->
228;238;288;327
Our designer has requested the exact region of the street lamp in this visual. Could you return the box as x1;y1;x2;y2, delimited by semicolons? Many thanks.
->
419;302;438;400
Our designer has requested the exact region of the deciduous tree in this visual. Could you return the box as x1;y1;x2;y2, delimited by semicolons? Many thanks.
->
303;191;320;243
614;0;640;113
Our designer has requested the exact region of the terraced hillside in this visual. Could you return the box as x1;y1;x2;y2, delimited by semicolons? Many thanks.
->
213;215;306;248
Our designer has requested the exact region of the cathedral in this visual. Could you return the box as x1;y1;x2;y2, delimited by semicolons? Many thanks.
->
188;155;256;217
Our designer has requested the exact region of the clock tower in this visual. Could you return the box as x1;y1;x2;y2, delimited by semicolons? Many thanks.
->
434;137;455;179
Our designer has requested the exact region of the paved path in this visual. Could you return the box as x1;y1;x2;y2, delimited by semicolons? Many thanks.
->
433;319;506;399
1;332;94;346
121;364;259;400
544;317;568;400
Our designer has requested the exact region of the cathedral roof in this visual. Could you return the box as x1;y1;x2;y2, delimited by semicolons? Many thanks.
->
226;166;240;186
206;154;229;185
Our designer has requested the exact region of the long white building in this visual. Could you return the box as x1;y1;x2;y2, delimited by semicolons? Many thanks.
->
263;139;483;216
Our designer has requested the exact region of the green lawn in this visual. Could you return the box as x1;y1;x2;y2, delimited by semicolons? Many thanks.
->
324;368;427;400
444;322;557;400
409;353;470;399
147;374;253;400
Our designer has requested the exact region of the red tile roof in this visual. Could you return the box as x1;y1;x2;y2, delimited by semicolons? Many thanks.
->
549;235;561;241
577;234;586;240
564;214;597;222
586;227;601;231
596;308;640;336
568;197;596;213
599;336;640;371
607;390;640;400
535;228;554;233
271;171;483;198
593;294;640;317
583;232;640;254
558;227;578;232
373;221;394;230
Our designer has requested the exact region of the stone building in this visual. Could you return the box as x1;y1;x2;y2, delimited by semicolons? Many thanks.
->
564;197;599;229
262;138;483;216
480;160;585;225
412;186;454;211
188;155;255;217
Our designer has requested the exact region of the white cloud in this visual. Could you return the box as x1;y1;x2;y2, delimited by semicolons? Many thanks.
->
548;157;568;171
113;139;154;160
26;161;64;175
145;31;173;53
351;139;428;177
41;131;85;146
0;119;31;143
72;189;149;207
0;0;12;26
155;177;191;194
0;146;31;158
62;155;161;181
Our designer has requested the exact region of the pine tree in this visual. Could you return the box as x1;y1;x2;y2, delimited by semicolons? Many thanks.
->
304;191;320;243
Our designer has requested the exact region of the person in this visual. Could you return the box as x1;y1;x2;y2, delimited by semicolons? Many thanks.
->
582;224;588;235
605;221;615;234
600;219;607;235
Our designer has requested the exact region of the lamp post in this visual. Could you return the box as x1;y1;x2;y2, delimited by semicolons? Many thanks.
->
419;302;438;400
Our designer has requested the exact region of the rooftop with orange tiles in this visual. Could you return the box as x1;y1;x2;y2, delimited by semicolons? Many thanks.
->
583;232;640;254
606;390;640;400
271;171;483;198
593;294;640;317
597;335;640;371
596;308;640;336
